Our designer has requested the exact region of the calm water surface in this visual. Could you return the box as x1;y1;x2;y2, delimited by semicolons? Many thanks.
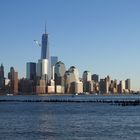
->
0;95;140;140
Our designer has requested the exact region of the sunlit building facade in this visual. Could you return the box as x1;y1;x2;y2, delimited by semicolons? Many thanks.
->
8;67;18;94
37;59;49;84
65;66;81;93
125;79;131;91
54;61;66;93
83;71;91;82
51;56;58;80
120;80;125;93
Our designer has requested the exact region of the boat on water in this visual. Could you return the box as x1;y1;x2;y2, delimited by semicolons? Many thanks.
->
73;92;90;96
6;93;13;96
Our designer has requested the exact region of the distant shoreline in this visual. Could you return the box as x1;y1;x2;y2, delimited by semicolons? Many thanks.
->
0;92;139;96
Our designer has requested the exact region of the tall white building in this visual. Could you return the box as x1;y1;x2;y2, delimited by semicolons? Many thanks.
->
68;66;79;83
120;80;125;93
65;66;81;93
51;56;58;80
82;71;93;93
83;71;92;82
37;59;49;84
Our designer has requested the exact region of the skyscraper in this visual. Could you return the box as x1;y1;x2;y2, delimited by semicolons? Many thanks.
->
54;61;66;93
54;61;66;86
64;66;80;93
41;24;49;59
82;71;93;93
26;62;36;82
8;67;18;94
120;80;125;93
92;74;99;83
51;56;58;79
99;78;109;94
37;25;50;84
37;59;49;83
83;71;91;82
0;64;4;79
51;56;58;67
125;79;131;91
68;66;79;82
0;64;4;90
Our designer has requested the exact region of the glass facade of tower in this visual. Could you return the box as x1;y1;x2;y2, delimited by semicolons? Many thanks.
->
0;64;4;89
92;74;99;83
125;79;131;90
26;62;36;81
41;33;49;59
51;56;58;68
0;64;4;79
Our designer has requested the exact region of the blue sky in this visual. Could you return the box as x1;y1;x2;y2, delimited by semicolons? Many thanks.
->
0;0;140;90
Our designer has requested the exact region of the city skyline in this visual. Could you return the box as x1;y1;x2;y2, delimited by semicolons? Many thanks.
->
0;0;140;90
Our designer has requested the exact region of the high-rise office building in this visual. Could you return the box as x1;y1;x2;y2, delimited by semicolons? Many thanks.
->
83;71;93;93
83;71;91;82
0;64;4;78
26;62;36;93
68;66;79;82
51;56;58;79
65;66;80;93
41;25;49;59
54;61;66;86
37;25;50;84
26;62;36;82
125;79;131;91
8;67;18;94
92;74;99;83
120;80;125;93
54;61;66;93
109;80;117;93
99;78;109;94
0;64;4;89
51;56;58;67
37;59;49;83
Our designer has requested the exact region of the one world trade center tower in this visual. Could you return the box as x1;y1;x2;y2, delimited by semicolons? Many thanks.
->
37;25;50;84
41;25;49;59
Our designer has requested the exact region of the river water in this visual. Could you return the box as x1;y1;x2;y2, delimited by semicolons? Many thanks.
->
0;95;140;140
